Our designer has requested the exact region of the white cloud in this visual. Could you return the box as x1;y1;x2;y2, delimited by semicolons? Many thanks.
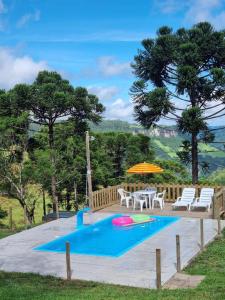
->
98;56;131;77
105;98;134;121
185;0;224;27
0;0;7;31
157;0;225;29
0;0;5;13
156;0;184;13
22;30;151;43
17;10;40;28
87;85;119;101
0;19;6;31
0;47;48;90
80;56;131;79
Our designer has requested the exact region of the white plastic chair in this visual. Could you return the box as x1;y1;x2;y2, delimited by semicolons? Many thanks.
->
172;188;195;211
118;188;133;208
133;194;147;212
153;190;166;210
190;188;214;212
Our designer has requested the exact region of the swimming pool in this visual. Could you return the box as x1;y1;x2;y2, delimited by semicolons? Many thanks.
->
34;214;180;257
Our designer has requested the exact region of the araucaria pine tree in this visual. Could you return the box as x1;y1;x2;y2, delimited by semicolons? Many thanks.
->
131;22;225;183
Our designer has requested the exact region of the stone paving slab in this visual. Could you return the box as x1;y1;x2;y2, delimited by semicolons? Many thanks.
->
164;273;205;289
0;212;224;289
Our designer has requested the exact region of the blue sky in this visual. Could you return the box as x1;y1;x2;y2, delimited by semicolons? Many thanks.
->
0;0;225;123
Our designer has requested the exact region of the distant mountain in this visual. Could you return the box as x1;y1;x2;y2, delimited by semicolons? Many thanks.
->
90;119;225;173
90;119;178;138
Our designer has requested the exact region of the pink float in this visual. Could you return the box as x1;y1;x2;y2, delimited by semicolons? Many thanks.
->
112;216;133;226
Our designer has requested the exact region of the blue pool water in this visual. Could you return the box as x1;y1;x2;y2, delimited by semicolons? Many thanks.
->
34;215;180;257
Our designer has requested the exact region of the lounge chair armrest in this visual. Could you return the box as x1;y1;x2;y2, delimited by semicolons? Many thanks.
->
176;196;182;201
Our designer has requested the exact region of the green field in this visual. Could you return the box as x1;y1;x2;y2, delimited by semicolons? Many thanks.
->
0;230;225;299
0;195;50;229
152;137;225;160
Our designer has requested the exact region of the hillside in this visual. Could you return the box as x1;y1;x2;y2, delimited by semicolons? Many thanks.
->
90;120;225;173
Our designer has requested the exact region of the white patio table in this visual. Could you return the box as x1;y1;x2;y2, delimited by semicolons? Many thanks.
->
132;190;156;210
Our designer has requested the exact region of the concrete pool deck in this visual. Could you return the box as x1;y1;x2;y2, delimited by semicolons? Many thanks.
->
0;212;224;289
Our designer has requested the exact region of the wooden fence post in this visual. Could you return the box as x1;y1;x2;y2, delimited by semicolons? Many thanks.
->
156;249;161;289
217;218;221;237
24;205;28;230
176;235;181;272
200;219;204;251
9;207;13;231
66;242;72;280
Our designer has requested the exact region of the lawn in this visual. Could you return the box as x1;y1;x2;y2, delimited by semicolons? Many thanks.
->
0;229;15;239
0;231;225;299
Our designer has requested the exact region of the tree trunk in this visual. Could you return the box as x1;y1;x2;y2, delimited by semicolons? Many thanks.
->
48;123;59;218
191;132;198;184
42;188;46;216
24;204;34;224
66;190;71;211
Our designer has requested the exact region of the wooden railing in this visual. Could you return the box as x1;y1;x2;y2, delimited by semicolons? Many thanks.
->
92;182;224;219
92;185;121;211
121;183;222;202
213;189;225;219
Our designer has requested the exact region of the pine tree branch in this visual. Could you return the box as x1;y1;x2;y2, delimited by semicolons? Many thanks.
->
207;126;225;132
203;107;225;119
166;89;191;103
201;102;224;111
162;114;179;121
206;112;225;120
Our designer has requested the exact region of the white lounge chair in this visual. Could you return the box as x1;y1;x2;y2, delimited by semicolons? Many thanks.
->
133;193;148;212
190;188;214;212
118;188;133;208
153;190;166;210
172;188;195;211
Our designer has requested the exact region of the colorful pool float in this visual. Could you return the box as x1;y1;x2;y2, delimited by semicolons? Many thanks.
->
132;214;150;223
112;216;134;226
112;215;155;226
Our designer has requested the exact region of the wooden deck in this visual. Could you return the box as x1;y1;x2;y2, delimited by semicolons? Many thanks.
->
101;202;212;219
92;183;225;219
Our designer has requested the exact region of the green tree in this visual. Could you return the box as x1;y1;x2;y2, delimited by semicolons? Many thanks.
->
131;22;225;183
93;132;154;182
0;89;39;223
15;71;104;213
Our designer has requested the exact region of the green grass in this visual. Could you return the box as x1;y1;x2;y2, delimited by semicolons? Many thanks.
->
1;231;225;299
0;229;15;239
198;143;225;158
0;194;51;229
152;137;225;161
152;139;178;159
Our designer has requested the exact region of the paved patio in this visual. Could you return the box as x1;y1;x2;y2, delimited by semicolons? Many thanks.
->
0;212;223;289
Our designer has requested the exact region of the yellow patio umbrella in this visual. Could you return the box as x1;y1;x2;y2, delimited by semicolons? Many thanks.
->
127;162;164;174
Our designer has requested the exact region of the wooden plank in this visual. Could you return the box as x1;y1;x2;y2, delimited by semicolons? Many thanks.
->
156;249;161;289
200;219;204;251
167;186;171;202
66;242;72;280
176;235;181;272
218;218;221;236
